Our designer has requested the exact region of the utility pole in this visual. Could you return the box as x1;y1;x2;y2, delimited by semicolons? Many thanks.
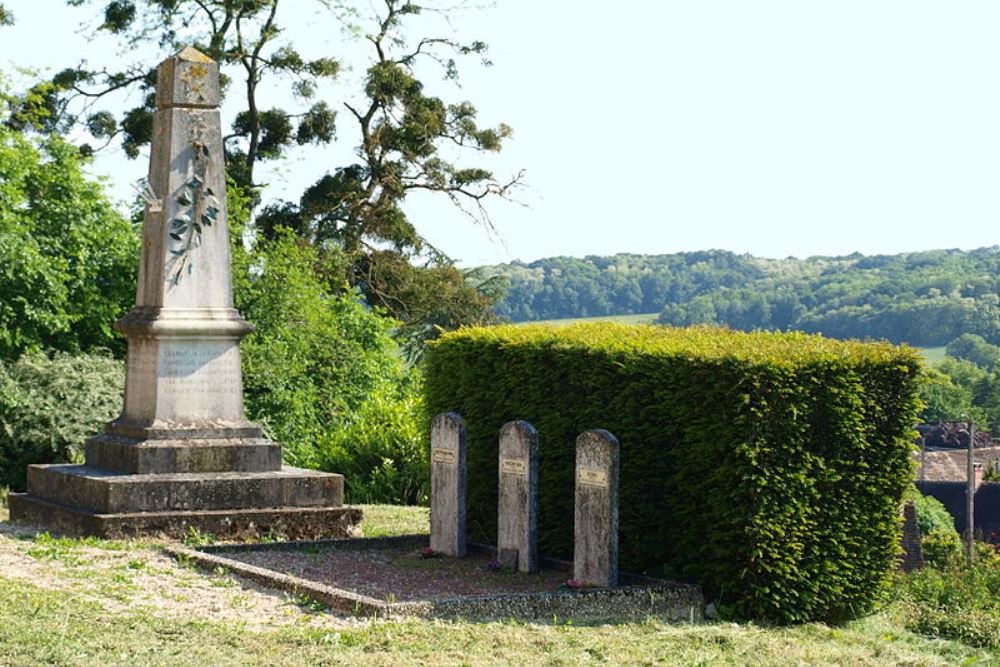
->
965;415;976;566
919;434;926;481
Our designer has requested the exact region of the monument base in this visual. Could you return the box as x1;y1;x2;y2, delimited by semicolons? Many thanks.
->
9;493;361;540
9;463;361;540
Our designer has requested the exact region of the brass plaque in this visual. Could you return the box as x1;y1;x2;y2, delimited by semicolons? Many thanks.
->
432;448;456;465
578;467;609;488
500;458;527;476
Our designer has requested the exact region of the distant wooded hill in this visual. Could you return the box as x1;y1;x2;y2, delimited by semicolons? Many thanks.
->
474;248;1000;346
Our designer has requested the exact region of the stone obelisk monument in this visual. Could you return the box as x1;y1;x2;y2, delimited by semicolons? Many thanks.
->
10;48;361;539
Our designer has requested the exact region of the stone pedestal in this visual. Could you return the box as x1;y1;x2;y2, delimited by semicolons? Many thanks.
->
9;47;359;539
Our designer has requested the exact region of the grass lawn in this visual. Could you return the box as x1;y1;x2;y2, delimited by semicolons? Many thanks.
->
918;346;948;365
0;500;994;665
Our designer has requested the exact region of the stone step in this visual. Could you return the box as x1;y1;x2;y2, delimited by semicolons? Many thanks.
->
8;493;361;540
85;434;283;474
105;421;264;441
25;464;343;515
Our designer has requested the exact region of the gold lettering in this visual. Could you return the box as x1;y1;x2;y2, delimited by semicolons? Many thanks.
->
432;448;456;465
578;468;609;488
500;458;527;476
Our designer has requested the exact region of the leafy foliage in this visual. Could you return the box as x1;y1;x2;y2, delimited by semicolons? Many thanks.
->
971;372;1000;434
481;248;1000;347
235;229;420;479
0;351;123;490
905;487;959;538
946;334;1000;371
917;421;993;449
917;368;974;425
425;322;923;623
20;0;340;189
0;123;138;359
896;547;1000;648
921;346;1000;431
11;0;518;348
316;374;428;505
920;530;962;568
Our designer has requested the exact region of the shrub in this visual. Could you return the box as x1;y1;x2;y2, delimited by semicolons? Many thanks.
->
905;487;959;537
905;488;961;569
896;555;1000;648
316;372;428;505
425;323;922;623
0;350;123;490
237;230;422;476
921;530;961;568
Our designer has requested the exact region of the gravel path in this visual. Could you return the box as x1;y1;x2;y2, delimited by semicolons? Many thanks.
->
222;544;572;602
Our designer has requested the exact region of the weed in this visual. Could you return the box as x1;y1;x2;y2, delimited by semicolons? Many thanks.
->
210;566;237;588
894;547;1000;648
257;528;283;544
182;526;216;547
286;590;328;613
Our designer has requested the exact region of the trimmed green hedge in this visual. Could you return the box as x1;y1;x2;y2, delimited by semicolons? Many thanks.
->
424;323;922;623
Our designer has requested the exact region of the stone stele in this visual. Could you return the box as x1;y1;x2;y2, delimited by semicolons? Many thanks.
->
497;420;539;573
430;413;468;557
9;47;360;539
573;429;620;587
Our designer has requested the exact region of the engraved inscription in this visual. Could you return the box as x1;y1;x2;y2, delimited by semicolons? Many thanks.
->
500;458;527;476
578;468;609;488
158;344;241;397
432;448;456;465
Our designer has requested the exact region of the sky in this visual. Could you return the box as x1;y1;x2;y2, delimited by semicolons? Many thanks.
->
2;1;999;267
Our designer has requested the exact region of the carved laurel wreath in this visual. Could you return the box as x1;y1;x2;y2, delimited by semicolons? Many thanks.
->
168;140;221;285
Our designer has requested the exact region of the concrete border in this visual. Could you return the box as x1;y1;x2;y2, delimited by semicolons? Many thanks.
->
166;534;703;622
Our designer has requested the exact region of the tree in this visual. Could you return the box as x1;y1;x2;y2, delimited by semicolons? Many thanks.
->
946;333;1000;371
926;357;991;427
918;367;973;425
14;0;339;186
0;120;138;359
487;248;1000;347
936;357;988;389
10;0;520;344
234;227;419;472
972;371;1000;435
